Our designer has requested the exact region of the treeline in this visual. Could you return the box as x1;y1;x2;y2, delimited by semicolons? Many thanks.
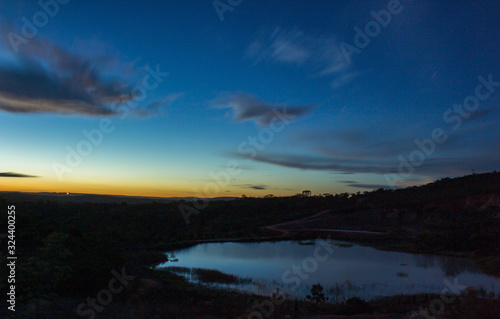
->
0;171;498;302
0;195;334;300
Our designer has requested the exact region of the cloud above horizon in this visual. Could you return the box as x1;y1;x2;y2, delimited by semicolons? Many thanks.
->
0;33;176;117
0;172;38;178
341;180;396;190
214;92;314;126
233;149;480;178
229;113;500;188
240;184;268;190
246;27;360;89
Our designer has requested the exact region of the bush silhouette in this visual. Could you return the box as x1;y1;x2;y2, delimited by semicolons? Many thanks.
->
306;283;329;303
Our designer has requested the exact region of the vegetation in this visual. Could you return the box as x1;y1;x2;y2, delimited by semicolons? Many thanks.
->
306;283;329;303
164;266;252;285
0;171;498;318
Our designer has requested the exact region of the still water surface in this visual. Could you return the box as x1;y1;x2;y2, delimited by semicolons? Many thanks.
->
157;240;499;300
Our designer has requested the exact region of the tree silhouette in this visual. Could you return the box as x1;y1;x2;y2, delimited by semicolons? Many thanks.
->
306;283;328;303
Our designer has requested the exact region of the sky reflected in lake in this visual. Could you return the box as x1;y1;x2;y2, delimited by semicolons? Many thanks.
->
157;240;500;300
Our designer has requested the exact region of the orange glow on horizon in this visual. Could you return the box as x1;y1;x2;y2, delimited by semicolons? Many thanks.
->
0;178;280;198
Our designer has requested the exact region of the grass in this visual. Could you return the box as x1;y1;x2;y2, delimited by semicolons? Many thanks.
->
194;268;252;285
161;266;252;285
163;265;192;275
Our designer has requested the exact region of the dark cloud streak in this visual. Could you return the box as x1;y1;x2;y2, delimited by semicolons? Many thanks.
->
0;34;176;117
0;172;38;178
214;92;314;126
341;180;395;190
241;184;268;190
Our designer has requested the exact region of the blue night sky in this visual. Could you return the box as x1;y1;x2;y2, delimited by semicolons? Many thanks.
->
0;0;499;197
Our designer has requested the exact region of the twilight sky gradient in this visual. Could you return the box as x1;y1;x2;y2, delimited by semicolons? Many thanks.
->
0;0;499;197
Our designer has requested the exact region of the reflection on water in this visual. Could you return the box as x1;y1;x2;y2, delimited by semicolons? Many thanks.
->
413;254;476;277
157;240;500;300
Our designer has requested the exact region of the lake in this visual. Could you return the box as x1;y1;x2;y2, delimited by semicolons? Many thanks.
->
156;239;500;301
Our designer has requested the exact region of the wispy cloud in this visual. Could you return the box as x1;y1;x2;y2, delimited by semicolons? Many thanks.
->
0;172;38;178
0;33;174;117
214;92;314;126
239;184;268;190
247;28;310;65
341;180;395;190
234;151;471;177
134;93;184;117
229;119;500;183
246;27;359;89
233;151;397;174
330;71;362;90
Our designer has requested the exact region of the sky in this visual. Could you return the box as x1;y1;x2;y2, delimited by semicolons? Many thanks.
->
0;0;499;198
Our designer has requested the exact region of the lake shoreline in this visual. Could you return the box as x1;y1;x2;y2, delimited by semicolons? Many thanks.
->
149;228;500;278
139;238;500;318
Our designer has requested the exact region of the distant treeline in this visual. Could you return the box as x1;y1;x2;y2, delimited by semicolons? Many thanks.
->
0;171;498;301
